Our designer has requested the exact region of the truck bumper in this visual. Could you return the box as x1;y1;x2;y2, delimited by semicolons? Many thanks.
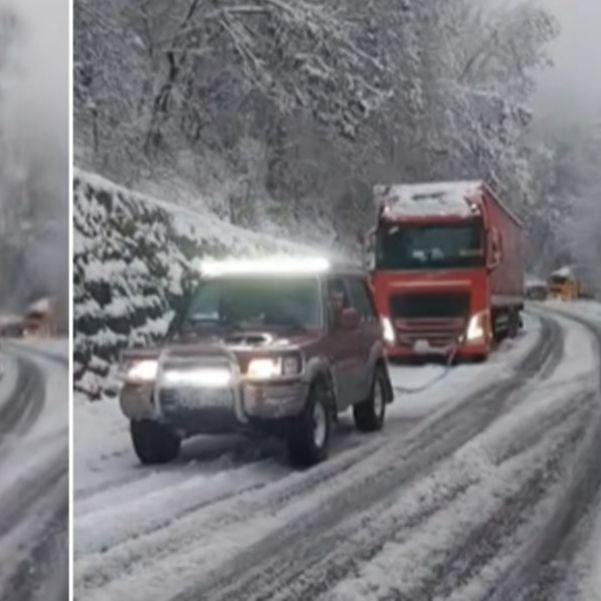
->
385;341;489;361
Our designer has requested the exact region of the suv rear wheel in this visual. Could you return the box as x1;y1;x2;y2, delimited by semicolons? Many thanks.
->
130;419;181;465
287;381;331;467
354;366;387;432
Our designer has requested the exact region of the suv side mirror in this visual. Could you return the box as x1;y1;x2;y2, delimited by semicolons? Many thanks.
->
338;307;361;330
487;227;503;272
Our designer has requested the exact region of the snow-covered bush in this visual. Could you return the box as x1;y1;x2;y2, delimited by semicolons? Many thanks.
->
73;169;310;398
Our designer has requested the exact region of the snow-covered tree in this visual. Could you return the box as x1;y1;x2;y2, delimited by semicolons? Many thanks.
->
74;0;560;254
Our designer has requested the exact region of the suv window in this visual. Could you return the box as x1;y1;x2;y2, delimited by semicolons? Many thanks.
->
180;277;323;331
326;277;351;327
347;277;377;322
326;277;351;308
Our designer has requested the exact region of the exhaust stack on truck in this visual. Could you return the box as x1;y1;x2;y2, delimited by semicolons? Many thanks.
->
367;181;524;361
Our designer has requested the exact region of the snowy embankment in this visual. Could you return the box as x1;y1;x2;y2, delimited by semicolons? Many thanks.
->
73;170;319;398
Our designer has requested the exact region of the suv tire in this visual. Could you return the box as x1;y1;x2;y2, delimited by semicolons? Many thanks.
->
287;381;331;467
131;419;181;465
353;366;387;432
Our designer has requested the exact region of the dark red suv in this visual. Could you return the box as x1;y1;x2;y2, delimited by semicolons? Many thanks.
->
118;258;393;466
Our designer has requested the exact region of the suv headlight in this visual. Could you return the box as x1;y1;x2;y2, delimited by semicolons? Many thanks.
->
381;316;396;345
247;354;302;380
124;359;158;383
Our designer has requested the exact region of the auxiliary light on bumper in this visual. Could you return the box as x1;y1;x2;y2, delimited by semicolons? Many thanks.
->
162;367;232;388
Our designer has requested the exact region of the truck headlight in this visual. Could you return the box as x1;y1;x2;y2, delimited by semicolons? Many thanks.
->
381;316;396;345
247;354;302;380
125;359;158;383
466;312;486;343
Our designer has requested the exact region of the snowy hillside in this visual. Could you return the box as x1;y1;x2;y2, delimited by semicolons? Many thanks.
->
73;170;320;398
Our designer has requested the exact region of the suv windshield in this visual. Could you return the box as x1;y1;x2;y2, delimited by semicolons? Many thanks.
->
179;276;323;332
376;220;485;270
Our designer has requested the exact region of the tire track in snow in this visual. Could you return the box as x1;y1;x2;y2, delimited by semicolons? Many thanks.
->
159;316;565;601
73;314;567;601
0;357;45;445
481;308;601;601
75;318;546;593
0;348;68;601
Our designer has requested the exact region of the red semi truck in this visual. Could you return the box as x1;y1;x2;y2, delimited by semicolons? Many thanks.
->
367;181;524;361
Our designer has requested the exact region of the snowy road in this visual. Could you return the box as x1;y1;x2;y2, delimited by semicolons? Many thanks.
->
0;340;68;601
74;305;601;601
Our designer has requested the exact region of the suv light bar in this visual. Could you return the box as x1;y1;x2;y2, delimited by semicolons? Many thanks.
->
200;257;331;276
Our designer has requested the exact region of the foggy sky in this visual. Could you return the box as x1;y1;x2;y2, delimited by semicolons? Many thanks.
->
0;0;68;316
2;0;69;163
534;0;601;126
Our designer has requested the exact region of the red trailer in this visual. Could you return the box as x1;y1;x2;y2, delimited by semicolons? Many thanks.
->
367;181;524;361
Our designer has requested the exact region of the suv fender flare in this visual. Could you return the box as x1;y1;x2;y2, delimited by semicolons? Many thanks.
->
304;355;337;413
368;342;394;404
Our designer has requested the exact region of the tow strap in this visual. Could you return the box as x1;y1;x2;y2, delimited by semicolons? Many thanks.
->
392;342;459;395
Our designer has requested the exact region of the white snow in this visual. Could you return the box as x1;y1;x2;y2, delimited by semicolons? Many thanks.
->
0;338;68;596
525;275;547;288
374;180;482;218
545;299;601;323
25;297;53;314
75;309;592;600
72;303;601;601
551;265;575;279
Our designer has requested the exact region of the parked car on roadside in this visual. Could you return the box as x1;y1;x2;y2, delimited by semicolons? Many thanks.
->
524;277;549;301
118;258;394;467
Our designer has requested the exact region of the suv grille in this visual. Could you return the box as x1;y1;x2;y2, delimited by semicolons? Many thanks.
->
390;293;470;349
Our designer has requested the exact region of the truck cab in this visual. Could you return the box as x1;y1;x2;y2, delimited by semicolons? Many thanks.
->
367;181;524;361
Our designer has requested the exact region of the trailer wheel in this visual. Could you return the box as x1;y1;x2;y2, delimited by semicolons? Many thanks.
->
130;420;181;465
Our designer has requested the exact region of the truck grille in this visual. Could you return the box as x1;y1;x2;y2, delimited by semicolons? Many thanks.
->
390;293;469;349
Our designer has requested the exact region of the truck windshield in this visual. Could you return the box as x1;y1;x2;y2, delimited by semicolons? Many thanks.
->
179;276;322;332
376;221;485;270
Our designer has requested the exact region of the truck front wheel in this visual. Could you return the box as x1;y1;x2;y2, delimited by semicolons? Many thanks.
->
287;381;331;467
130;420;181;465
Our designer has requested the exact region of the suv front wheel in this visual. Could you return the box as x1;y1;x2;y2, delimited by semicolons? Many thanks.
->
287;380;331;467
130;419;181;465
353;366;387;432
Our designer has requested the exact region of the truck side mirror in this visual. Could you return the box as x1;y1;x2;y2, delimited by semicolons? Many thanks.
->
487;227;503;271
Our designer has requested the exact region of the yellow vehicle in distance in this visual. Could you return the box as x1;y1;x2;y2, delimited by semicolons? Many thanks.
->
548;266;581;301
